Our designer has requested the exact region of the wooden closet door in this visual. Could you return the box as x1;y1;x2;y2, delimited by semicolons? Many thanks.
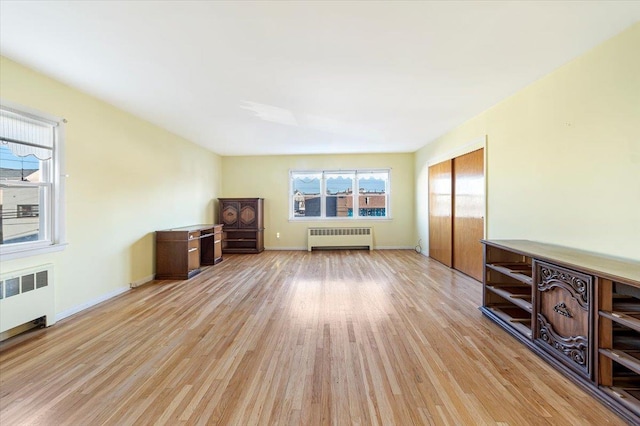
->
428;159;453;267
453;148;484;281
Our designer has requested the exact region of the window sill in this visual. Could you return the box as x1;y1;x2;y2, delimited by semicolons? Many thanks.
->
0;242;68;261
289;217;392;222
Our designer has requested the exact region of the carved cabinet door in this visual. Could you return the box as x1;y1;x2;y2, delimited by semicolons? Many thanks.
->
533;260;593;379
238;201;257;229
220;201;239;229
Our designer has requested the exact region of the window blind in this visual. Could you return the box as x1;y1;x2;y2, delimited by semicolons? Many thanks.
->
0;108;55;160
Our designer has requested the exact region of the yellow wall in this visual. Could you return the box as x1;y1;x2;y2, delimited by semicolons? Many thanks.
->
415;23;640;261
0;57;222;317
221;153;415;249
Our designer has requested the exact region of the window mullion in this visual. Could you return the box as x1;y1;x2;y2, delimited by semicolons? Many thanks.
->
354;172;359;218
321;172;326;218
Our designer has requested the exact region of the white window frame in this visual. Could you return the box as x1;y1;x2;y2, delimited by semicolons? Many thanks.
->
0;100;67;260
289;169;391;221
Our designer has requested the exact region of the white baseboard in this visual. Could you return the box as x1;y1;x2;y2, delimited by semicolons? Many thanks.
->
265;246;415;251
375;246;415;250
265;246;307;251
55;286;129;322
130;274;155;288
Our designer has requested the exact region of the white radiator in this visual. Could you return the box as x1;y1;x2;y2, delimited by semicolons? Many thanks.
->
307;227;373;251
0;264;55;334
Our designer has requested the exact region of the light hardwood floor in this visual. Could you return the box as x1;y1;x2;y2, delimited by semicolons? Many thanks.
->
0;250;624;425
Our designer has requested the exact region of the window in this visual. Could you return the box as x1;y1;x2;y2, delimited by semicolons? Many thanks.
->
17;204;39;218
0;101;65;258
290;169;390;220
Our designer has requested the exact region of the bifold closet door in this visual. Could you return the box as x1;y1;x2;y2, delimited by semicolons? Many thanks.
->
428;159;453;267
453;148;484;281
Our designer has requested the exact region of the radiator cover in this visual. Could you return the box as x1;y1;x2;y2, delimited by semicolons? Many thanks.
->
0;264;55;334
307;227;373;251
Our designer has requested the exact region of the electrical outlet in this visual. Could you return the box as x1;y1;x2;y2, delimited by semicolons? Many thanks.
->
276;232;280;239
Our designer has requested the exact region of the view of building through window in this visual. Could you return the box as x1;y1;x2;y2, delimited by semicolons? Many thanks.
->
291;170;389;219
0;145;43;244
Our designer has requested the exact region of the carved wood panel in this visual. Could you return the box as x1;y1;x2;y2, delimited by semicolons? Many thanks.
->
222;204;239;228
534;260;593;378
239;205;256;227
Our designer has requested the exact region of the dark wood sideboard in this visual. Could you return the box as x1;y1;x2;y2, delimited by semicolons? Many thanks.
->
218;198;264;253
155;224;223;280
481;239;640;424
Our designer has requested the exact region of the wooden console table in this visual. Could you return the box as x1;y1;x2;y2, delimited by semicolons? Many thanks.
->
155;224;223;280
481;239;640;424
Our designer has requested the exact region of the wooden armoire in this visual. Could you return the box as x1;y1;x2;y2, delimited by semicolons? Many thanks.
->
218;198;264;253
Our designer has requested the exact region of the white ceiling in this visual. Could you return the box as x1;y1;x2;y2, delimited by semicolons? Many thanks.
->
1;1;639;156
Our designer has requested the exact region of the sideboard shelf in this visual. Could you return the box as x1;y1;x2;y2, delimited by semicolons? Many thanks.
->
485;284;533;312
483;243;535;340
486;305;533;338
597;278;640;419
485;262;533;285
481;239;640;424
